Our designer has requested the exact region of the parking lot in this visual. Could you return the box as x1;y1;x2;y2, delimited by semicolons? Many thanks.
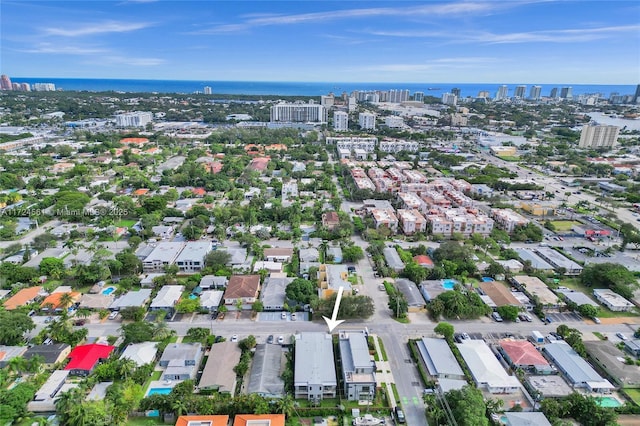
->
257;311;309;322
544;312;583;323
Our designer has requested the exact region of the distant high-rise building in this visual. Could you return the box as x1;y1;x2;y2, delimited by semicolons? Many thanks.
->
19;83;30;91
451;88;461;98
116;111;153;127
560;87;573;99
495;85;509;101
514;85;526;99
578;124;619;149
270;102;327;123
321;94;335;108
387;89;409;103
0;75;12;90
348;96;357;112
358;112;376;130
633;84;640;104
33;83;56;91
549;88;558;98
441;93;457;106
203;86;212;95
477;91;490;99
333;111;348;132
529;85;542;100
11;83;21;90
413;91;424;102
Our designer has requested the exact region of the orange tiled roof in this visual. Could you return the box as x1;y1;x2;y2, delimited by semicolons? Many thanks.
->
233;414;285;426
133;188;150;196
3;286;43;310
175;415;229;426
120;137;149;145
40;291;81;310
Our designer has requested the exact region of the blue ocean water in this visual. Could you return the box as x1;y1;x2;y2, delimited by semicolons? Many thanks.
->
13;77;636;98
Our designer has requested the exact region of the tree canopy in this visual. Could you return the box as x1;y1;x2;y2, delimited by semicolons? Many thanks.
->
580;263;638;299
284;278;317;305
0;310;35;345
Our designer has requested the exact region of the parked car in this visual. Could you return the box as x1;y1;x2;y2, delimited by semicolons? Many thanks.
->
291;313;297;321
74;319;86;326
108;311;119;320
491;312;503;322
616;332;628;341
230;334;238;342
277;336;285;344
461;333;470;340
393;407;406;424
281;312;287;320
267;335;274;344
593;317;601;324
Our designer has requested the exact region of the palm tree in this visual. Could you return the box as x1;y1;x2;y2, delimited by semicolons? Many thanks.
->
234;298;243;318
275;394;295;418
171;399;187;417
59;292;76;310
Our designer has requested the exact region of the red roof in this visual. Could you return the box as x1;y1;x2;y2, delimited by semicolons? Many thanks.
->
65;343;115;372
413;255;434;266
500;340;549;367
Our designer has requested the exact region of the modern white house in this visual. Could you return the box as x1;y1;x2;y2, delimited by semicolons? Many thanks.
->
338;332;376;401
456;340;520;394
294;333;337;400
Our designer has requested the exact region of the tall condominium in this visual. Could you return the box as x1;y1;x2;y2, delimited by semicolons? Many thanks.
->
441;93;457;106
321;94;335;108
33;83;56;91
203;86;212;95
387;89;410;103
514;85;527;99
358;112;376;130
270;102;327;123
549;88;558;99
578;124;620;149
633;84;640;104
529;85;542;100
115;111;153;127
560;86;573;99
495;85;509;101
333;111;348;132
451;87;461;98
0;75;12;90
413;91;424;102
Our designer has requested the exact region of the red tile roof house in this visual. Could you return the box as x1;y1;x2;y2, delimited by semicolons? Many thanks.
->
224;275;260;308
413;255;434;269
64;343;115;376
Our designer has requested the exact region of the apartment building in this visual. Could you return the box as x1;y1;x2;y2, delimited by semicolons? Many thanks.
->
270;102;327;123
339;332;376;401
578;124;620;149
397;209;427;235
397;192;427;212
294;333;337;400
403;169;428;183
358;112;376;130
115;111;153;127
317;264;352;300
491;209;529;233
333;111;348;131
370;208;398;231
175;241;212;272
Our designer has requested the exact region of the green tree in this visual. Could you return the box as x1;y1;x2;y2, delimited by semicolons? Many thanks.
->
580;263;638;299
577;304;599;318
285;278;317;305
496;305;520;322
39;257;65;279
118;306;147;322
175;297;200;314
0;310;35;345
434;322;455;341
204;250;231;269
251;300;264;313
342;245;364;262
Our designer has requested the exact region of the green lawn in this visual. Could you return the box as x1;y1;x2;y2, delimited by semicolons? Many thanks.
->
116;219;137;228
624;388;640;406
549;220;582;231
558;278;640;318
377;337;388;361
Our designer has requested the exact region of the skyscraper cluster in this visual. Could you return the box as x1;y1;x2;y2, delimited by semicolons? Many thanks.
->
0;75;55;91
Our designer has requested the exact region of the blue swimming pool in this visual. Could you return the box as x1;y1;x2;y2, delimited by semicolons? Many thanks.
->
482;277;495;282
596;396;622;408
442;279;456;290
102;286;116;295
189;294;198;300
147;387;172;396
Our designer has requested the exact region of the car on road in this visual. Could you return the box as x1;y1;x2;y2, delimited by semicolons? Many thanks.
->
108;311;119;320
593;317;601;324
378;284;386;291
231;334;238;342
393;407;406;424
267;335;274;344
616;332;628;341
491;312;503;322
291;313;297;321
277;336;285;344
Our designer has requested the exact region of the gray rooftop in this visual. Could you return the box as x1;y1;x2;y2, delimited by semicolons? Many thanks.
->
513;248;555;270
150;285;184;309
295;333;337;387
143;242;185;264
504;412;552;426
585;340;640;387
160;342;202;365
199;342;242;392
34;370;69;401
543;342;609;386
339;332;374;375
200;275;228;289
534;247;583;273
87;382;113;401
200;290;224;309
247;343;285;397
110;289;152;310
417;337;464;378
260;276;293;308
395;278;427;307
383;247;405;271
120;342;158;367
175;241;211;263
556;289;599;307
299;247;320;263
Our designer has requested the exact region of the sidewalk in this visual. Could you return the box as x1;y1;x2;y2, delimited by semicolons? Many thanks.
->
371;334;397;408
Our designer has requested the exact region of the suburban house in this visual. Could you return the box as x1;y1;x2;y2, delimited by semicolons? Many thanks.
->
456;340;521;394
64;343;116;376
175;416;229;426
416;338;466;382
109;289;152;311
200;290;224;312
120;342;158;367
322;211;340;230
260;274;293;311
199;342;242;393
294;333;337;400
3;286;45;310
593;288;634;312
264;247;293;263
142;242;185;272
28;370;75;413
175;241;212;272
338;332;376;401
499;340;553;374
149;285;184;314
160;343;203;381
40;291;81;312
0;346;28;368
233;414;285;426
542;342;615;393
317;264;352;300
23;344;71;368
200;275;228;289
224;275;260;307
151;225;174;240
247;343;286;398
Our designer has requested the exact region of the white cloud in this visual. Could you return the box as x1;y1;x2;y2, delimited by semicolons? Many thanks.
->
22;43;107;55
100;56;166;66
44;21;152;37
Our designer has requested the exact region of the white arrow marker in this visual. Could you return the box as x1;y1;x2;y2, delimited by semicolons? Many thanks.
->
323;286;346;333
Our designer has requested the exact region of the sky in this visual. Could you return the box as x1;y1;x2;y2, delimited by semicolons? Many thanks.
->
1;0;639;84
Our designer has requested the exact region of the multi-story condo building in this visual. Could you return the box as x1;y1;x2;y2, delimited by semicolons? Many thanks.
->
175;241;212;272
514;85;527;99
270;102;327;123
333;111;348;131
560;86;573;99
384;116;404;128
397;192;426;212
444;189;474;207
370;208;398;231
451;88;461;98
422;190;452;209
549;88;558;99
321;94;335;108
451;113;468;127
33;83;56;91
427;215;453;236
578;124;620;149
379;139;419;153
495;85;509;101
350;168;376;191
328;137;377;157
203;86;212;94
397;209;427;235
294;333;337;401
529;85;542;100
339;332;376;401
403;169;428;183
387;89;410;103
317;264;352;300
367;167;386;179
115;111;153;128
441;93;457;106
0;75;12;90
491;209;529;233
358;112;376;130
413;91;424;102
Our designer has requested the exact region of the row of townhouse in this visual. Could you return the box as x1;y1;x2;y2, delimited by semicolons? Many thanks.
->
328;136;420;159
141;241;212;272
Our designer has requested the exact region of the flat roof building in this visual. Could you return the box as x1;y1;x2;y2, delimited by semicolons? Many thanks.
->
142;242;185;272
109;289;152;310
525;375;573;398
585;340;640;388
593;288;634;312
247;343;286;398
339;331;376;401
150;285;184;312
512;276;563;310
456;340;520;394
175;241;212;272
120;342;158;367
199;342;242;393
294;333;337;400
395;278;427;311
513;249;555;271
542;342;614;393
556;288;599;308
534;247;583;275
416;337;465;381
